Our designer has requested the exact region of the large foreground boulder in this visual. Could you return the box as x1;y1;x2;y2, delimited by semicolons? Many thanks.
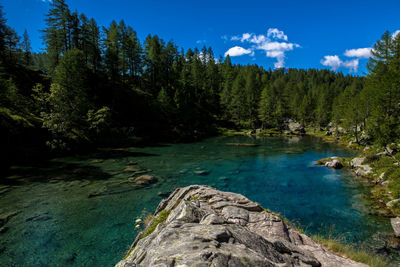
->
116;185;366;267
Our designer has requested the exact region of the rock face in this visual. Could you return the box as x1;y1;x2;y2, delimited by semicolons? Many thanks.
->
116;185;366;267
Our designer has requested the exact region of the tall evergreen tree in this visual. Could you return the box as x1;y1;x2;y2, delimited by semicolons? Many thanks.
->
22;29;32;66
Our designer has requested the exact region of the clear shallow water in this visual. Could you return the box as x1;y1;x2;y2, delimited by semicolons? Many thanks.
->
0;135;395;266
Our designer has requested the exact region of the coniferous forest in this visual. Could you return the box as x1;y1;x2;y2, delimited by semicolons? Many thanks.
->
1;0;400;170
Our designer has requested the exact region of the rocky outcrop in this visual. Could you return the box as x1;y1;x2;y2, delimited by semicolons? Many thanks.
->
116;185;366;267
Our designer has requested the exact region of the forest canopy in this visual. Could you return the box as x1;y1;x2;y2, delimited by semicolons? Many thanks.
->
1;0;400;167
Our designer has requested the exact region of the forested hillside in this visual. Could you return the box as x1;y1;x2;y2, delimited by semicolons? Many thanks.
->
1;0;399;169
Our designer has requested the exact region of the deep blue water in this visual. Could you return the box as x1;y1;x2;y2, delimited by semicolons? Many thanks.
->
0;135;394;266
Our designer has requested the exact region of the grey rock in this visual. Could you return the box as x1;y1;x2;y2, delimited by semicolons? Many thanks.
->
391;217;400;237
350;157;366;168
325;159;343;169
355;165;372;176
284;119;305;134
116;185;366;267
376;151;388;157
386;198;400;207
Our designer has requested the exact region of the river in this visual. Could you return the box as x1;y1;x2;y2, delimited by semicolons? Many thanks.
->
0;135;396;266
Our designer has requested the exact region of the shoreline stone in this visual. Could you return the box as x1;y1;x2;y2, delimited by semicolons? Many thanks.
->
325;159;343;169
391;217;400;237
116;185;367;267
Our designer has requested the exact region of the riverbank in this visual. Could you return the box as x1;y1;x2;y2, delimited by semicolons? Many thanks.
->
308;129;400;219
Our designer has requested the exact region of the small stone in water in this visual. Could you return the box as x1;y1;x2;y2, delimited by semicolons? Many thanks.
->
135;218;142;223
135;224;140;229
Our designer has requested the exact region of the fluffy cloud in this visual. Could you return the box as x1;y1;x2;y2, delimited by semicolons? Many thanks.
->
224;28;299;68
224;46;253;57
321;55;342;71
393;30;400;38
342;59;359;72
344;48;371;58
267;28;288;41
320;55;359;72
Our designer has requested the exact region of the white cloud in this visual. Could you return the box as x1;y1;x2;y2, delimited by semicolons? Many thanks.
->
267;28;288;41
224;46;253;57
342;59;359;72
231;33;252;42
196;40;206;44
41;0;53;3
321;55;342;71
393;30;400;38
344;48;371;58
226;28;299;68
266;50;285;68
320;55;359;72
249;34;267;44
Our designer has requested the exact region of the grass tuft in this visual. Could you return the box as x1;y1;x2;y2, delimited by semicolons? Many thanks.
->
311;234;393;267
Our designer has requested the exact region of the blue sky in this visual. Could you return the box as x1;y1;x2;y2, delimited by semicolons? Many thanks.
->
2;0;400;75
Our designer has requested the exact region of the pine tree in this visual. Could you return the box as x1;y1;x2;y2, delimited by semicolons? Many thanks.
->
22;29;32;66
43;0;71;72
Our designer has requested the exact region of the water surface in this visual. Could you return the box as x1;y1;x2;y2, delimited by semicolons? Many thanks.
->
0;136;395;266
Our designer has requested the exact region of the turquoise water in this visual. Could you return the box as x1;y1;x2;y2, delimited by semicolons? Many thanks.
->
0;136;395;266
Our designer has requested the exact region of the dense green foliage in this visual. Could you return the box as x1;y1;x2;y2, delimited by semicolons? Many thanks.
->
1;0;400;168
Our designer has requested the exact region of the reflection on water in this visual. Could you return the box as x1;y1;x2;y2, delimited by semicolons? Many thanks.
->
0;136;396;266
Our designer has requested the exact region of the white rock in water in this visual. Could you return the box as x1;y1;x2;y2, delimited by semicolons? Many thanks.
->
135;218;142;223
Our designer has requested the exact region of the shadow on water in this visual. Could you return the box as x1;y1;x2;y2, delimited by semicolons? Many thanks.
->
1;150;160;186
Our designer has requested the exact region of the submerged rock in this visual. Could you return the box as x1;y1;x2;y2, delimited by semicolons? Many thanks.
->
116;185;366;267
0;211;18;227
193;169;211;176
123;166;140;173
131;175;157;185
157;191;171;197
